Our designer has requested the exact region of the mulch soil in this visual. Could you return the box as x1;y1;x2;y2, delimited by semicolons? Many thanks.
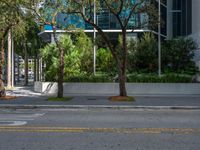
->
0;96;17;100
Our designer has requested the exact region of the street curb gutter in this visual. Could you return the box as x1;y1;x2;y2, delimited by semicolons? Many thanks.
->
0;105;200;110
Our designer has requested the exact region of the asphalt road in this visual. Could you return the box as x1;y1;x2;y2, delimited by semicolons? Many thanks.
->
0;109;200;150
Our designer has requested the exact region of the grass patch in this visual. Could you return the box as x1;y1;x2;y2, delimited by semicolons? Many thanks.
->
109;96;135;102
47;97;73;102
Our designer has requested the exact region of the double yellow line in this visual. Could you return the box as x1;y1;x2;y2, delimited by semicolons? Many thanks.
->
0;126;200;134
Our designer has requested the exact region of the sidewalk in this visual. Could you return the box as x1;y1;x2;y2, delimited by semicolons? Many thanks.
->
0;86;200;110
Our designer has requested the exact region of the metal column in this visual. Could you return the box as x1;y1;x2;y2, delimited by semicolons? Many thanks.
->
93;0;96;75
158;0;161;77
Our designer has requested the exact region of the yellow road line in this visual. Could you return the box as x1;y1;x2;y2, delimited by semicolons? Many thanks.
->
0;127;199;134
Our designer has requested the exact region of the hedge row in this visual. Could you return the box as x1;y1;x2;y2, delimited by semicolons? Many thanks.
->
64;73;193;83
64;74;113;82
127;73;192;83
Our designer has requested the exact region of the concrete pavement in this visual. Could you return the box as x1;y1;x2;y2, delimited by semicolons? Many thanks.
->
0;86;200;110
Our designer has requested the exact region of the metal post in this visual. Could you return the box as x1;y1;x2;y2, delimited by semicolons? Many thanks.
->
93;0;96;75
40;58;43;81
39;58;41;81
17;55;20;83
51;33;55;43
158;0;161;77
37;56;40;82
38;59;40;81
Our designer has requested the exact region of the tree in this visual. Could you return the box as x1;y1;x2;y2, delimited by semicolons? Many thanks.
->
0;0;24;97
41;34;83;80
26;0;158;97
26;0;75;98
13;10;42;86
65;0;158;96
41;32;93;81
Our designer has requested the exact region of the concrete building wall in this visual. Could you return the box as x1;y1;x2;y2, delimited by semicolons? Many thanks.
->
191;0;200;69
192;0;200;34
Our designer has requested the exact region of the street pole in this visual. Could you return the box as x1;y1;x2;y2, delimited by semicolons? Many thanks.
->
158;0;161;77
93;0;96;75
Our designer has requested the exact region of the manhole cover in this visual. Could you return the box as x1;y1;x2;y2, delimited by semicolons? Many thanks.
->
87;98;97;100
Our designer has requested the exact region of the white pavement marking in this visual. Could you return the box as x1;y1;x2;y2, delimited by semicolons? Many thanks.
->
0;118;34;121
0;121;27;126
0;110;46;126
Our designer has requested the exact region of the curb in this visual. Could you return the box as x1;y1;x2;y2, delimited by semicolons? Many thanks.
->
0;105;200;110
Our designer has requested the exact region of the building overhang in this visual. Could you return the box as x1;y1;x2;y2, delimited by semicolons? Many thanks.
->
38;29;167;42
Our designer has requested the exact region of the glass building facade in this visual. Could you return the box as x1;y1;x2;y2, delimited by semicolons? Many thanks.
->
172;0;192;37
43;0;151;31
40;0;168;42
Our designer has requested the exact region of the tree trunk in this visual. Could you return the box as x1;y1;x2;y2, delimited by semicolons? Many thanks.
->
24;43;28;86
118;29;128;96
7;30;12;88
82;18;128;97
52;30;64;98
57;47;64;98
118;65;127;96
34;55;37;82
0;38;6;97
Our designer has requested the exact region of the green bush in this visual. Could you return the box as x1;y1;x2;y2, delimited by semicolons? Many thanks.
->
40;32;94;81
96;48;115;74
40;35;79;81
128;34;198;75
128;33;158;73
72;31;93;74
65;74;113;82
64;73;193;83
162;37;198;75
